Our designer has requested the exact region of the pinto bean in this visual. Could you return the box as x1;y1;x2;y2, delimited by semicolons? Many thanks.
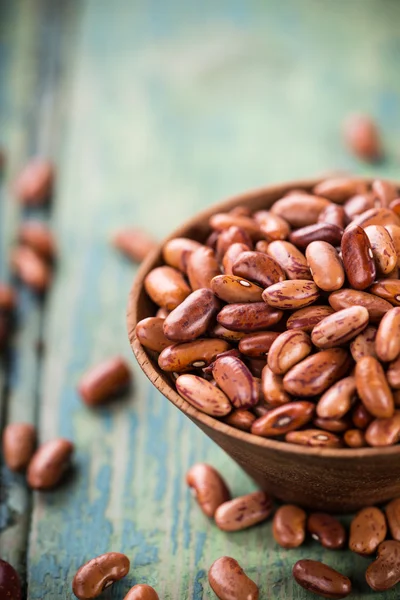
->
290;223;343;250
208;557;259;600
266;240;312;280
262;280;319;310
144;266;191;310
251;402;315;437
313;178;367;203
163;289;220;341
232;251;286;288
349;507;387;556
316;376;356;419
212;356;259;409
267;330;312;375
261;365;291;406
270;194;330;227
211;274;263;303
217;302;283;332
187;246;221;289
329;288;392;322
350;325;378;362
176;374;232;416
186;463;230;517
355;356;394;418
307;513;346;549
273;505;306;548
286;305;334;332
214;491;272;531
311;306;369;349
158;339;231;371
286;429;342;448
306;241;344;292
293;559;352;599
341;225;376;290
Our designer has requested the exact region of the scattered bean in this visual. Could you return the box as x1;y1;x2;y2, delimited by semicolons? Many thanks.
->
208;556;259;600
78;357;131;406
27;438;74;490
214;491;272;531
349;507;387;556
308;513;346;549
186;463;230;517
366;540;400;591
273;504;306;548
14;157;54;205
343;113;382;162
123;584;159;600
293;559;352;599
3;422;36;472
11;246;51;292
113;228;157;263
72;552;130;600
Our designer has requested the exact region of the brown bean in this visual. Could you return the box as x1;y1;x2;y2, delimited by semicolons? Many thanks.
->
72;552;130;600
270;194;330;227
350;325;378;362
343;113;382;162
78;357;131;406
210;323;246;342
372;179;398;207
293;559;352;599
349;507;387;556
158;339;231;371
388;355;400;389
144;266;191;310
112;228;157;263
273;505;306;548
286;429;342;448
0;282;16;311
230;205;252;217
210;213;260;238
311;306;369;349
261;365;290;406
214;491;272;531
308;513;346;549
370;278;400;306
306;241;344;292
267;240;312;280
318;204;346;229
365;412;400;447
222;242;251;274
186;246;221;290
364;224;397;275
314;416;352;433
385;224;400;267
375;307;400;362
290;223;343;250
2;423;36;472
208;557;259;600
284;348;351;397
356;356;394;418
155;307;169;319
123;584;159;600
254;240;269;253
232;251;286;288
352;402;373;430
262;279;319;310
351;207;400;229
386;498;400;541
19;222;56;260
186;463;230;517
211;274;263;303
176;374;232;416
286;305;334;332
344;429;366;448
216;227;253;261
341;225;375;290
316;376;356;419
329;288;392;323
313;178;367;203
11;246;51;292
0;559;22;600
251;402;314;437
14;158;54;205
213;356;259;409
238;331;280;357
267;330;312;375
344;193;375;220
366;540;400;592
224;409;256;431
162;237;203;272
135;317;173;353
163;289;219;342
254;210;291;241
217;302;283;332
27;438;74;490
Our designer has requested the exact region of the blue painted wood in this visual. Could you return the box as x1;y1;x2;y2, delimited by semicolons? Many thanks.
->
0;0;400;598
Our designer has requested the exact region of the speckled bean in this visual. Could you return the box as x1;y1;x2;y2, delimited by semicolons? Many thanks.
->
267;330;312;375
211;274;263;303
217;302;283;332
186;463;231;517
308;513;346;549
349;507;387;556
286;305;334;332
355;356;394;418
350;325;378;362
273;505;306;548
364;225;397;275
316;376;356;419
251;402;314;437
2;422;36;472
176;374;232;416
341;225;376;290
266;240;312;280
187;246;221;289
208;557;259;600
306;241;345;291
293;559;352;599
214;491;272;531
262;279;319;310
158;339;231;371
72;552;130;600
232;250;286;288
27;438;74;490
144;266;191;310
261;365;291;406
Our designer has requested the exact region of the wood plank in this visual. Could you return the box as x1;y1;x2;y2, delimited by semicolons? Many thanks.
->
25;0;400;598
0;0;81;585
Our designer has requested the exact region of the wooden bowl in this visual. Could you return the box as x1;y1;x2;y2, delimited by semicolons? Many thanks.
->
127;177;400;512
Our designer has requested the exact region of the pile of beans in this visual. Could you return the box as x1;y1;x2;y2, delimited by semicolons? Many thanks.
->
136;177;400;448
188;462;400;597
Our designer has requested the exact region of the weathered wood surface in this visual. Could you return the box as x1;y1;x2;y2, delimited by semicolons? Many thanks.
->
1;0;400;598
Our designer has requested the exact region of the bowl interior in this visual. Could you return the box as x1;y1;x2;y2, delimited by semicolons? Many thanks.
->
127;176;400;460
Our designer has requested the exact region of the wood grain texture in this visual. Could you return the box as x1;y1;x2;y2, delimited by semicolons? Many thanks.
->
0;0;400;598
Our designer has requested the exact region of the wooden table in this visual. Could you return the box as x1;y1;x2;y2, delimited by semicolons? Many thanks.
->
1;1;400;598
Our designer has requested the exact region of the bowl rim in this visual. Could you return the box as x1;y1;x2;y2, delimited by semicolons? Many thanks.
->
127;176;400;460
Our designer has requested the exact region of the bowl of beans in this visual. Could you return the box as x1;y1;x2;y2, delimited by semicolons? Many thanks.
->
128;176;400;512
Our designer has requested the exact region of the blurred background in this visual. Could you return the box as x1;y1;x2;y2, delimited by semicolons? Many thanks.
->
1;1;400;598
